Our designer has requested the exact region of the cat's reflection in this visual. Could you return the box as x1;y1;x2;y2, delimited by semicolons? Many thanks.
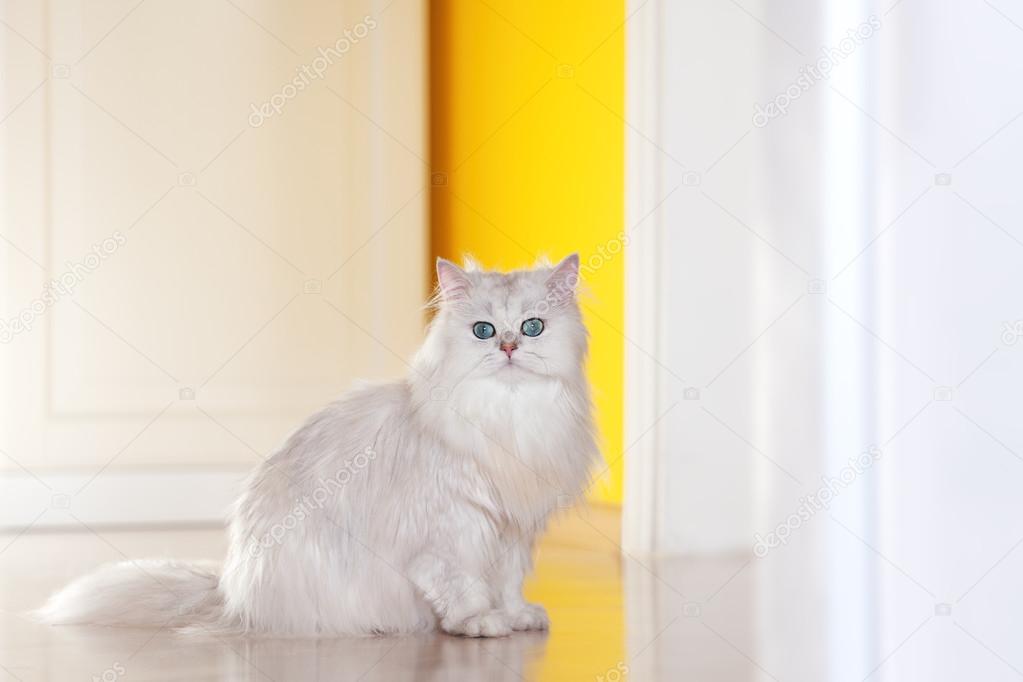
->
229;631;549;681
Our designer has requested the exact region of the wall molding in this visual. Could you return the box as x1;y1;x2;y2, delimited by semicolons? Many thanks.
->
622;0;665;556
0;469;248;530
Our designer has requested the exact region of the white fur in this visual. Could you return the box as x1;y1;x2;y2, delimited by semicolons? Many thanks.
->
37;255;598;638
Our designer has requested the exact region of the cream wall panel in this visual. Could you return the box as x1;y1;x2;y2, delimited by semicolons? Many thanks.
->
0;1;427;482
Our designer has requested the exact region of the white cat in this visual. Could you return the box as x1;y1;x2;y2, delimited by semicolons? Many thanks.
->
38;254;598;638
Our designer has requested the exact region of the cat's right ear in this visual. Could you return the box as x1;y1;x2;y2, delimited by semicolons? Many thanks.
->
436;258;472;301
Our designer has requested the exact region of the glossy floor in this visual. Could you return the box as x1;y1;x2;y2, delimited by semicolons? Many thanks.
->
1;509;1020;681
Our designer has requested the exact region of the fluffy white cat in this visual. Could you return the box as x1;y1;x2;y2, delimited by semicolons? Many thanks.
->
38;254;598;638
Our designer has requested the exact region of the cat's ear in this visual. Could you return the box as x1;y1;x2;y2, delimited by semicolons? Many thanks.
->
436;258;472;301
546;253;580;302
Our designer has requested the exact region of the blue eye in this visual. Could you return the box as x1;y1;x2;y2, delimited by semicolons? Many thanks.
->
521;318;544;337
472;321;495;339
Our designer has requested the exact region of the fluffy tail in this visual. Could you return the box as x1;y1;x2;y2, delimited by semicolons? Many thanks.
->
36;559;225;630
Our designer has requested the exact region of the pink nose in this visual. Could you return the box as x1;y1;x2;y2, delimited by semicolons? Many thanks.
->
500;342;517;358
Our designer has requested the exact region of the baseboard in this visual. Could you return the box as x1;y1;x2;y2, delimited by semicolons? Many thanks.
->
0;469;249;531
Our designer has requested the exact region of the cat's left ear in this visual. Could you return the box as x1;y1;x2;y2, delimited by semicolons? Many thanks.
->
546;253;580;301
436;258;472;301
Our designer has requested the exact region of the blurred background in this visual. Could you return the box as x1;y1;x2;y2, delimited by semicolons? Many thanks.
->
2;0;1023;680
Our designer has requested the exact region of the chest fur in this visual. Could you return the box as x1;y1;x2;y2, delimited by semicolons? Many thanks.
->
438;380;593;526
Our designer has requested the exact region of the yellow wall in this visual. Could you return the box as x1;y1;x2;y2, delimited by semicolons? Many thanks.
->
429;1;625;504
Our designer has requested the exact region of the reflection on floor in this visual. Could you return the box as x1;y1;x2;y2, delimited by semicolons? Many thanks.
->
3;506;639;681
3;505;1020;681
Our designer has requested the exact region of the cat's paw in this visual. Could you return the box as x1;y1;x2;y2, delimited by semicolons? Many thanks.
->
443;611;513;638
508;603;549;631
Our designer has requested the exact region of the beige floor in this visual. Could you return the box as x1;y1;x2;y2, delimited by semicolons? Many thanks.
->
1;509;1019;681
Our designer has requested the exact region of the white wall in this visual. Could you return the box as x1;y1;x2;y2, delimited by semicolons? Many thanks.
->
625;0;1023;678
0;0;427;528
625;0;1023;553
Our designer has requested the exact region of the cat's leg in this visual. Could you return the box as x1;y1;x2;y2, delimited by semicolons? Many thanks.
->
491;537;549;631
407;553;512;638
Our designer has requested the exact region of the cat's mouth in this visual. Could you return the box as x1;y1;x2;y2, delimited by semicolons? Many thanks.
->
495;358;540;379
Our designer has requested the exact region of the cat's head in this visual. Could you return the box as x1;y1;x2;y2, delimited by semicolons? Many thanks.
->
418;254;588;386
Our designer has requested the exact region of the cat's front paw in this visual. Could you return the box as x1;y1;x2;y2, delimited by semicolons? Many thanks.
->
508;603;549;631
442;611;513;638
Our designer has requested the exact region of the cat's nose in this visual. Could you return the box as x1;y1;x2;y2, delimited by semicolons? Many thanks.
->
500;341;517;358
